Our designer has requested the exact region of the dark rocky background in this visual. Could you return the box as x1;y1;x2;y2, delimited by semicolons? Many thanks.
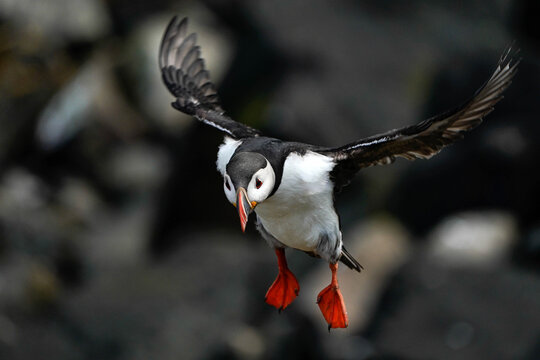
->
0;0;539;359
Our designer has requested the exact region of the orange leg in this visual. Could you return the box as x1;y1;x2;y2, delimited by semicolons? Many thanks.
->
317;262;348;330
265;248;300;312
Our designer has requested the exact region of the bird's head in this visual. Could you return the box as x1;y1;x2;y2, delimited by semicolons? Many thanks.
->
223;152;276;232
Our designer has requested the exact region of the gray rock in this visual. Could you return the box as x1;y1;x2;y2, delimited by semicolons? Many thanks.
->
0;0;111;43
428;211;518;268
80;202;153;271
105;144;170;193
62;232;272;360
36;55;144;150
366;256;540;360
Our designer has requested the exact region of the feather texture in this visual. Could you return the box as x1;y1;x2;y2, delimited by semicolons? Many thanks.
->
159;16;261;139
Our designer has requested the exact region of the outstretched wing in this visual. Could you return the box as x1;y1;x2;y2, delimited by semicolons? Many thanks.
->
320;46;520;190
159;16;261;139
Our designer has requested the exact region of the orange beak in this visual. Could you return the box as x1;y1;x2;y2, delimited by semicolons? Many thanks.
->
237;187;255;232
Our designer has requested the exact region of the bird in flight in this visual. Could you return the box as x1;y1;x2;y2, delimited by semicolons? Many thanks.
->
159;16;519;329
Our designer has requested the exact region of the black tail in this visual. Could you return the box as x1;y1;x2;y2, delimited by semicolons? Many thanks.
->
340;246;363;272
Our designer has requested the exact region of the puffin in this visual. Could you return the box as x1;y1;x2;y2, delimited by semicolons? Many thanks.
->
159;16;519;329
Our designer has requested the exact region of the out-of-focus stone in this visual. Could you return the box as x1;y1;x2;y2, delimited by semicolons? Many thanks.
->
0;168;48;212
0;168;61;253
484;125;528;158
36;60;101;149
0;0;111;43
427;211;518;267
81;204;152;271
299;215;412;332
0;314;18;347
226;324;266;359
0;255;32;308
36;54;144;150
25;262;60;309
56;177;103;223
517;226;540;267
64;233;270;360
322;334;375;360
444;321;475;350
105;144;170;193
0;315;81;360
0;254;60;310
365;255;540;360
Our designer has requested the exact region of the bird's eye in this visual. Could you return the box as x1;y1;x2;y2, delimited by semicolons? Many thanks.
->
225;179;231;191
256;178;263;189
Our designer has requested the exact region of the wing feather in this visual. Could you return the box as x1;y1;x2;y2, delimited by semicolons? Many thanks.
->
159;16;261;139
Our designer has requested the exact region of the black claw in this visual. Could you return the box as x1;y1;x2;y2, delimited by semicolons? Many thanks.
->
278;307;283;314
328;324;332;332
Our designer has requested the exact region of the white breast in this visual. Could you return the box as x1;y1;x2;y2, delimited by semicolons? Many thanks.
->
255;151;341;255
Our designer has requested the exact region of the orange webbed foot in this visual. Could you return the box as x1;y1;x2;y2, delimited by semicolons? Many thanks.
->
317;263;348;330
265;268;299;311
265;248;299;311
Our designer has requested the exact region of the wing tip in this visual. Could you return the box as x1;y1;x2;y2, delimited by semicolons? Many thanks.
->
159;16;190;69
498;43;522;73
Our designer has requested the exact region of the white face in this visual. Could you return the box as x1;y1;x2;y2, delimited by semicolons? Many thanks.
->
223;172;236;204
223;160;276;205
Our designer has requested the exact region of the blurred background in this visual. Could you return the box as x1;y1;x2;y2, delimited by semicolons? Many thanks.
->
0;0;539;359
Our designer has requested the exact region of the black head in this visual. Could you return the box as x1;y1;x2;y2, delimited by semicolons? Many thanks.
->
223;152;276;231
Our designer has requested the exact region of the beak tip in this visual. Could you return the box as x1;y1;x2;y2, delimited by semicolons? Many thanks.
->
237;187;251;233
239;217;247;233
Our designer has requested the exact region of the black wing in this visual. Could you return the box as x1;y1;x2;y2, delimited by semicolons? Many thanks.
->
159;16;261;139
320;46;520;190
